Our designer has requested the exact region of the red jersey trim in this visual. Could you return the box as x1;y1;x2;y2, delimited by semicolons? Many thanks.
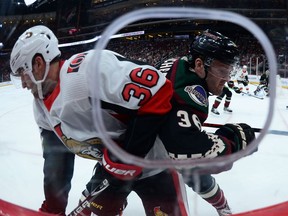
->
138;79;173;115
43;60;65;111
43;82;60;112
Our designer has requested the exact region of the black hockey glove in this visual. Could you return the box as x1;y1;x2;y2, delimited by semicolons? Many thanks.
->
233;86;242;94
80;162;131;216
243;79;249;86
215;123;255;152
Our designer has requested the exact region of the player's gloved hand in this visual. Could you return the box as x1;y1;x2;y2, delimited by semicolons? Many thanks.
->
102;148;142;181
84;149;142;215
215;123;255;152
39;201;65;216
233;86;242;94
84;162;131;216
243;79;249;86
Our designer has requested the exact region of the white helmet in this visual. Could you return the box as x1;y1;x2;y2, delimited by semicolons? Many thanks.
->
243;65;247;69
10;25;60;80
10;25;60;99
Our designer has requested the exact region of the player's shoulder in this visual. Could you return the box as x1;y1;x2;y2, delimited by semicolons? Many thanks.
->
158;57;181;77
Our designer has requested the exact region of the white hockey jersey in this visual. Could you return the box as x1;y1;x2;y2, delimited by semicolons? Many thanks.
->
235;68;249;81
34;49;172;162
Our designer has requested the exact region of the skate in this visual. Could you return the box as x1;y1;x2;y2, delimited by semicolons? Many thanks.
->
223;107;232;113
217;203;232;216
211;107;220;115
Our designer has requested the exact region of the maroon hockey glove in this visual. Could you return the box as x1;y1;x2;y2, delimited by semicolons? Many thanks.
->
39;201;65;215
215;123;255;152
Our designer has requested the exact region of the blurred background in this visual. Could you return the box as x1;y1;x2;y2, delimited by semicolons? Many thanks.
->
0;0;287;83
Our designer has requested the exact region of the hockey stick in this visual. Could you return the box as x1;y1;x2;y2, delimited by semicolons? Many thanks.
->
203;123;288;136
68;179;109;216
241;91;264;100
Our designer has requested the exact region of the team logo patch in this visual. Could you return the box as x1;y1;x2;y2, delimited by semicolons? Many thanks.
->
154;206;168;216
25;32;33;39
184;85;208;107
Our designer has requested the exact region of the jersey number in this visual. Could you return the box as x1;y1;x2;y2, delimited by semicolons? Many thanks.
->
122;67;159;106
177;110;201;130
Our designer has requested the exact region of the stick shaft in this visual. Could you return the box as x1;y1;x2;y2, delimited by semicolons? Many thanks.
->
204;123;288;136
68;179;109;216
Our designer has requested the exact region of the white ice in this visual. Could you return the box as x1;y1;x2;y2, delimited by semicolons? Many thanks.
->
0;83;287;216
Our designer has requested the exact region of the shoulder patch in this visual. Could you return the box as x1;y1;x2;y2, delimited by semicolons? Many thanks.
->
184;85;208;107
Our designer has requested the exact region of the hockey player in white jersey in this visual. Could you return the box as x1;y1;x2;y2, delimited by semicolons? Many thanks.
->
10;25;189;216
236;65;250;93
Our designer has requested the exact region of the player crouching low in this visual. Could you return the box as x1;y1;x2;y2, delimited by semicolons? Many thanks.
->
254;70;269;97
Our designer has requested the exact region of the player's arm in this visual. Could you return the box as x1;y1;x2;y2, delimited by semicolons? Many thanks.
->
227;80;242;93
123;79;173;156
102;79;173;180
159;104;255;159
100;55;173;180
91;74;173;215
244;74;249;84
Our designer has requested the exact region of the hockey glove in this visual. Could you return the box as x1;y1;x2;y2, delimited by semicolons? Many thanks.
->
102;148;142;181
243;79;249;86
79;150;143;215
215;123;255;152
82;163;130;216
233;86;242;94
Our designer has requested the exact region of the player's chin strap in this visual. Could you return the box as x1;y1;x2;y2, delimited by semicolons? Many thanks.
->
34;61;51;99
36;82;44;99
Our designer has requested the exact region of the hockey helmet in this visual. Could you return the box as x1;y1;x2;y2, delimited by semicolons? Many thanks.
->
190;29;239;66
243;65;248;70
10;25;60;83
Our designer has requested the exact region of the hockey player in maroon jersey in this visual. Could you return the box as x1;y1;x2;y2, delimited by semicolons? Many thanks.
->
10;25;189;216
158;29;255;216
211;80;242;115
211;85;234;115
